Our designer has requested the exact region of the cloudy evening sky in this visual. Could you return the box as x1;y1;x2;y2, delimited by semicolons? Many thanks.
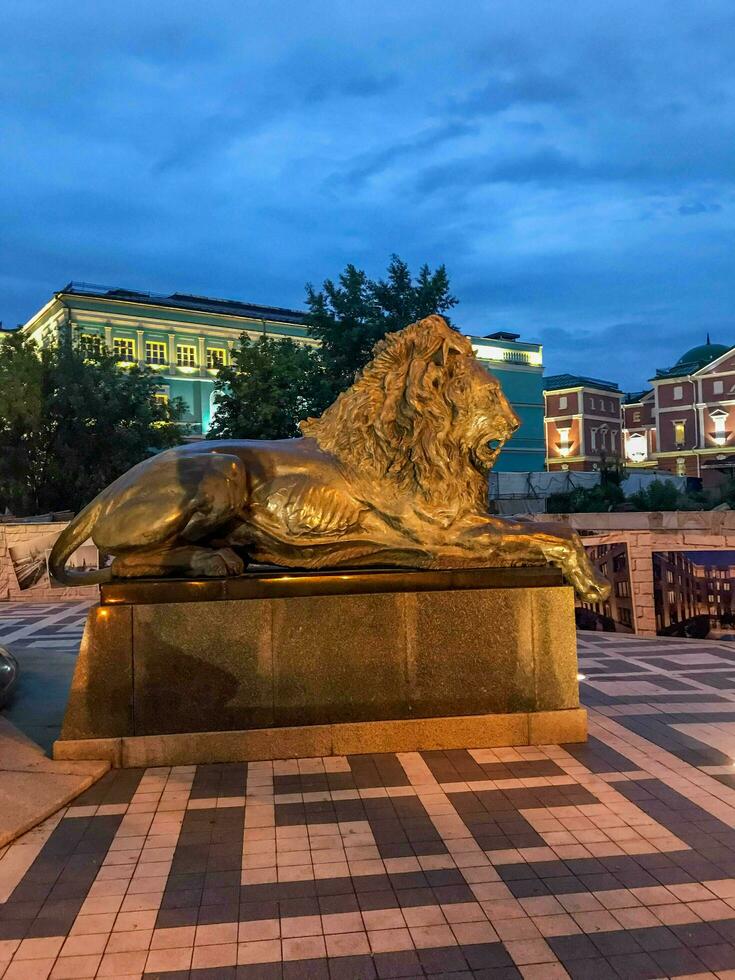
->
1;1;734;390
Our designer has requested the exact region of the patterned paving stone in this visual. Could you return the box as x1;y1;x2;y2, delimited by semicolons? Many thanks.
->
5;612;735;974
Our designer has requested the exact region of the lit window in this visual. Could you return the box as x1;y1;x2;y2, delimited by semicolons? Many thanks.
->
559;395;567;410
676;456;686;476
113;338;136;362
714;379;724;395
176;344;197;368
79;333;103;358
673;385;683;400
711;410;728;444
153;391;168;405
145;341;167;365
207;348;226;369
674;421;686;445
557;426;571;456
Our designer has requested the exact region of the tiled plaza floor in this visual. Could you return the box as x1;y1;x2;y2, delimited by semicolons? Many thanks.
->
0;601;92;750
5;611;735;976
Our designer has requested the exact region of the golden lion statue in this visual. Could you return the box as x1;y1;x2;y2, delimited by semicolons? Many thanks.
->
50;315;609;601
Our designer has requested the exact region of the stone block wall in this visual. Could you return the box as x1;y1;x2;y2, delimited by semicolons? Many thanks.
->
0;523;96;602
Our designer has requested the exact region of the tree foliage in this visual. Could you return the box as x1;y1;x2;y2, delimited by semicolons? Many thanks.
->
0;331;185;516
305;254;457;403
547;469;714;514
209;255;458;437
207;334;327;440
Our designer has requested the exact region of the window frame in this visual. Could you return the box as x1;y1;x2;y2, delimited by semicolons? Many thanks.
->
145;340;167;365
79;333;103;358
176;343;197;368
113;337;136;363
206;347;227;370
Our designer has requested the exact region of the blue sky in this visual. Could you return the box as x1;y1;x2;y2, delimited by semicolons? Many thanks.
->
1;0;734;390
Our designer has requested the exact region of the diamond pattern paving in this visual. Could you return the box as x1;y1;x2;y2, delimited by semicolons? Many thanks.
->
4;611;735;975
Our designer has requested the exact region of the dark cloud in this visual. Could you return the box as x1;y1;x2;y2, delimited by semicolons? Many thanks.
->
678;200;724;216
1;0;734;389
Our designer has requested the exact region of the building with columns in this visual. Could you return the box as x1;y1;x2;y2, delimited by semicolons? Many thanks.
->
15;282;314;437
8;282;546;470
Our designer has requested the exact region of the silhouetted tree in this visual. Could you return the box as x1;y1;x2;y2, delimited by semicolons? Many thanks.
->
305;254;457;405
207;334;328;440
0;332;184;515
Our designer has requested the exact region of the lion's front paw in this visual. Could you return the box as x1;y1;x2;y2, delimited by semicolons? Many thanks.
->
190;547;245;577
571;567;611;604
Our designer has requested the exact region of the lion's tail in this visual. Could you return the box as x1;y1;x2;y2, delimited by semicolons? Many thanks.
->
48;499;113;587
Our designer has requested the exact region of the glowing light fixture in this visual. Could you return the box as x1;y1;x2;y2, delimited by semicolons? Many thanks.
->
557;427;572;457
711;410;728;446
626;433;647;462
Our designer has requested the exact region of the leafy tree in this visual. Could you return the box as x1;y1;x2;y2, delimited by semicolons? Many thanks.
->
207;334;327;440
0;331;45;516
628;478;682;512
547;471;712;514
547;481;626;514
546;454;627;514
306;254;457;403
209;256;457;438
0;331;185;516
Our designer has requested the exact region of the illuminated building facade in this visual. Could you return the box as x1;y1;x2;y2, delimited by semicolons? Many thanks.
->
624;342;735;483
8;284;546;470
544;374;624;471
544;340;735;486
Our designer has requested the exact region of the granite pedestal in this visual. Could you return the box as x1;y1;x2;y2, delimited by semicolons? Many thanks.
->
53;566;586;766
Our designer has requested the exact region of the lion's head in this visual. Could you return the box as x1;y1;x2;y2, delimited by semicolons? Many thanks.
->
299;315;520;524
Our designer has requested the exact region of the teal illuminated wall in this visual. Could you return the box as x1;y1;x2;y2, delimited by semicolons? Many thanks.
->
490;365;546;472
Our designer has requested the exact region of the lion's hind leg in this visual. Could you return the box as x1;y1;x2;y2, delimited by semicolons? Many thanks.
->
93;451;248;579
111;544;244;579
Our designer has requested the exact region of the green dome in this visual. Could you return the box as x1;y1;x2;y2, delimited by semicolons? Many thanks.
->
675;342;729;367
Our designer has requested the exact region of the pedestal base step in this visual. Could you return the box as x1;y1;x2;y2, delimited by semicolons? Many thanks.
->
54;707;587;768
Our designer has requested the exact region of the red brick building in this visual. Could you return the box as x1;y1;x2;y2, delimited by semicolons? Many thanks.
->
624;341;735;484
544;340;735;485
544;374;624;471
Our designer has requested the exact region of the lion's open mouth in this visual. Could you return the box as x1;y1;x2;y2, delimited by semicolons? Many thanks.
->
471;436;505;472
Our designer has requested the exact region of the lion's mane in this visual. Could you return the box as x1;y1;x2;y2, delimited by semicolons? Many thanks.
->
299;315;489;525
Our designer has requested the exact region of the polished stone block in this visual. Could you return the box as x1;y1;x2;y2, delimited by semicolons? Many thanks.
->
132;599;274;735
59;568;583;756
61;605;133;740
55;709;587;766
